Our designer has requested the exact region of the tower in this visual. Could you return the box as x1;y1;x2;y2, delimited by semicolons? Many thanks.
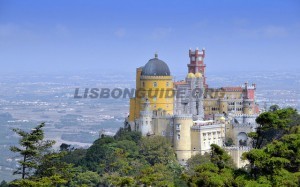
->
139;98;153;135
128;54;173;123
242;83;256;115
185;73;204;120
173;114;193;164
129;67;143;123
188;48;207;87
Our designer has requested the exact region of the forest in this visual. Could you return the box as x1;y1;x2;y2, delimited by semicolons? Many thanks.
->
1;107;299;187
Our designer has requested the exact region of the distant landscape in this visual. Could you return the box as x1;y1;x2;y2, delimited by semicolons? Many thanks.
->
0;70;299;181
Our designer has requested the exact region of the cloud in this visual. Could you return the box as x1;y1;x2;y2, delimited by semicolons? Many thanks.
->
114;28;126;38
152;27;172;40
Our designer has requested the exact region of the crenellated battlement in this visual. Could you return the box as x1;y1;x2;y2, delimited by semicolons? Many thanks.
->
174;114;193;119
127;48;259;168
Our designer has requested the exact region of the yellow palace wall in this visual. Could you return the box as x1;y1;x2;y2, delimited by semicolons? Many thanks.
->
129;68;173;122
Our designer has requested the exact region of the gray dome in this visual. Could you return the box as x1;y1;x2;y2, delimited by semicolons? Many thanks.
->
141;55;170;76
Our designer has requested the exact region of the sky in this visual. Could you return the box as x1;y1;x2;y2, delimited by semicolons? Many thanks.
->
0;0;300;74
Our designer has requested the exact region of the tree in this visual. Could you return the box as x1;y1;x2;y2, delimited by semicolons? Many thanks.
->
34;151;75;183
210;144;235;169
225;138;234;146
84;136;116;170
250;108;298;149
139;136;177;166
185;145;235;187
269;105;280;112
0;181;8;187
10;123;55;179
84;133;143;176
61;148;87;166
114;128;141;143
100;172;135;187
136;163;175;186
187;162;235;187
59;143;71;151
70;171;101;187
242;130;300;186
10;175;68;187
186;152;210;174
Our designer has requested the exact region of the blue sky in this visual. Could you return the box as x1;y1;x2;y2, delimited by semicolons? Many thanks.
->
0;0;299;74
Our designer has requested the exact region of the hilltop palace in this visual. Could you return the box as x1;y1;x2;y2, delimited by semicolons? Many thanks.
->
124;48;260;167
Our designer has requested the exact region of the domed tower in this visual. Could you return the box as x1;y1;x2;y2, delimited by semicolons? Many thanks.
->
129;54;173;123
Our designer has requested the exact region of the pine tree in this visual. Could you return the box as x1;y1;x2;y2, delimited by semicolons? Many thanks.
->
10;123;55;179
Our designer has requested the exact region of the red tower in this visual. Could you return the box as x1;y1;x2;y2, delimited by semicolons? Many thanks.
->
187;48;207;87
243;83;256;100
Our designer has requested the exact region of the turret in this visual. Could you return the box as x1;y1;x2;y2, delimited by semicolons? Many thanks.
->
139;98;153;135
173;114;193;164
242;83;256;115
183;71;205;120
188;48;207;87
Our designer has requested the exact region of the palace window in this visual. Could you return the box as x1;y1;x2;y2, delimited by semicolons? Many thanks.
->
177;133;180;140
153;82;157;87
166;82;169;87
